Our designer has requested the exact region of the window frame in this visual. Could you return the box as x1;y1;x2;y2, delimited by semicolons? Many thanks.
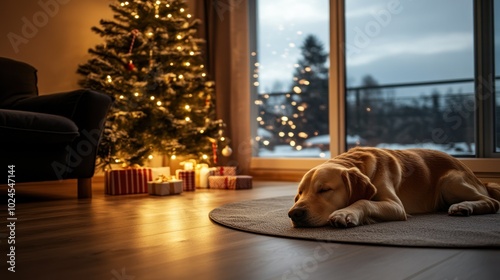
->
249;0;500;178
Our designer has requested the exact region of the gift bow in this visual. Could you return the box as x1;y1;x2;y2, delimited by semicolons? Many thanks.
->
154;174;172;183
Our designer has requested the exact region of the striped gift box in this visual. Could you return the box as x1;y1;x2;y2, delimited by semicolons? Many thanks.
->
105;168;153;195
208;175;253;190
176;170;196;191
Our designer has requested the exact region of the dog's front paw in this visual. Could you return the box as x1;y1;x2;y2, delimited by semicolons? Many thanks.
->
328;210;360;228
448;203;472;216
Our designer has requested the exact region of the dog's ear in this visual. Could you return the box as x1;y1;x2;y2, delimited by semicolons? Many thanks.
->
341;168;377;204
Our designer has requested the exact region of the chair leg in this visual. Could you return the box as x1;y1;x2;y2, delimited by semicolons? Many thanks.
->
78;178;92;199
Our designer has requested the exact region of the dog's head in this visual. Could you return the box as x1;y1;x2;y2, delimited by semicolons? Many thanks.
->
288;163;377;227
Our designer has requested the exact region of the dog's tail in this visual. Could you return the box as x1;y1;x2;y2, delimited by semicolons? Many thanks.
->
485;182;500;201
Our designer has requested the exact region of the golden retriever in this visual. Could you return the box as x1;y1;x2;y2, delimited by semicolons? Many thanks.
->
288;147;500;228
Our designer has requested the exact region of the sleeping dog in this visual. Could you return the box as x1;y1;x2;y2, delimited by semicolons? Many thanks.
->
288;147;500;228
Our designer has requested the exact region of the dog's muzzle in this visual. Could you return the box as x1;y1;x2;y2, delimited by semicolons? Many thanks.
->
288;207;307;225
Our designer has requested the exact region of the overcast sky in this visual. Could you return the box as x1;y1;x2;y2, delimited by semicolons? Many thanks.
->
256;0;479;93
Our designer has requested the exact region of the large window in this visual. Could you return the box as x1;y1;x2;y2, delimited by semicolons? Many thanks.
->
251;0;330;158
495;0;500;153
251;0;500;160
345;0;475;156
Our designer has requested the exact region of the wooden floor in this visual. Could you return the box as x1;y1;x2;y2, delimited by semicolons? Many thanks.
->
1;179;499;280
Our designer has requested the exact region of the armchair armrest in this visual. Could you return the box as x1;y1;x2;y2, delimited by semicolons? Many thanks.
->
8;89;112;130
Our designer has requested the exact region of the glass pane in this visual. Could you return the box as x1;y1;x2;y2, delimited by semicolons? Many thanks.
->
252;0;330;158
345;0;475;156
495;0;500;152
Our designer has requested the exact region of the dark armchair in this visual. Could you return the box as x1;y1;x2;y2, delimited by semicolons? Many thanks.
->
0;57;113;198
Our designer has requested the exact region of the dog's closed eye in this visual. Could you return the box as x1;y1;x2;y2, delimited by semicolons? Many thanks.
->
318;188;332;194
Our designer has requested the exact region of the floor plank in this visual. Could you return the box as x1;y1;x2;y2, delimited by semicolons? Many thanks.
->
0;180;499;280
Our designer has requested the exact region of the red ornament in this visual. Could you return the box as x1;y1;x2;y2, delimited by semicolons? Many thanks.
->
127;60;136;71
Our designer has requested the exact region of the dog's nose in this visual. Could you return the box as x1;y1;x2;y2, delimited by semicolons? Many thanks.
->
288;207;307;222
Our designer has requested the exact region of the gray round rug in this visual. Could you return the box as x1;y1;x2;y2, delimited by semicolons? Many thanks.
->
209;195;500;248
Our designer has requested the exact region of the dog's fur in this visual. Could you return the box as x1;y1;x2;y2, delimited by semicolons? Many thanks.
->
288;147;500;228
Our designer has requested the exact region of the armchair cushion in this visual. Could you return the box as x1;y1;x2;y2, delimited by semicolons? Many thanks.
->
0;109;79;144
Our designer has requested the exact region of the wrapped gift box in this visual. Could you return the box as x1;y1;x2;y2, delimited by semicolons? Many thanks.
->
105;168;153;195
151;167;171;179
176;170;196;191
148;180;183;196
212;166;237;176
208;175;253;190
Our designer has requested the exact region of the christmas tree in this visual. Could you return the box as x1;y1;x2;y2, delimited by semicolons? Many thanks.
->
78;0;229;169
